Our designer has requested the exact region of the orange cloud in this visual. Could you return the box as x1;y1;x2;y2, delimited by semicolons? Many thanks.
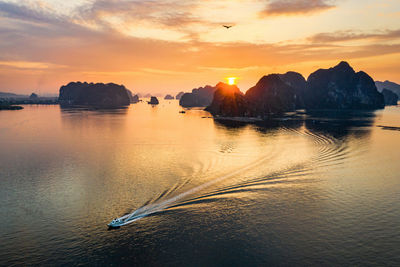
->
260;0;336;16
309;29;400;43
0;0;399;94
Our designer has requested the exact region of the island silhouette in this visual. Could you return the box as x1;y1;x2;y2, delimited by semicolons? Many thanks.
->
4;61;391;113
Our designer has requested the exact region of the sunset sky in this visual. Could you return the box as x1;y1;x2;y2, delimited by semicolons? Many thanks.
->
0;0;399;95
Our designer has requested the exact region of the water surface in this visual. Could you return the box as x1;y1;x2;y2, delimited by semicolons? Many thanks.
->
0;102;399;266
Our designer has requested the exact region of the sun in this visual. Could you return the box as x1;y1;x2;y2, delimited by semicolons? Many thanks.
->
226;77;237;85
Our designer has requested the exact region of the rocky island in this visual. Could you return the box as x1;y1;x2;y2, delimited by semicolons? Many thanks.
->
382;89;398;105
175;91;184;100
126;89;140;103
305;61;384;109
59;82;131;107
375;80;400;97
206;62;385;119
179;85;216;107
148;96;159;105
164;94;174;100
132;94;140;103
0;102;23;110
205;82;246;117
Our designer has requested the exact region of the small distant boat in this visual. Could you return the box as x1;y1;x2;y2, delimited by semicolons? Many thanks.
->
108;218;124;228
179;110;186;113
108;213;132;228
108;211;143;228
108;212;147;228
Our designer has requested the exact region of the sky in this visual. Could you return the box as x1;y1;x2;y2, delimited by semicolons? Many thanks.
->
0;0;399;95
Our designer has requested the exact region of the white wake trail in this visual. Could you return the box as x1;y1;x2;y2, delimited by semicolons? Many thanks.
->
116;155;271;226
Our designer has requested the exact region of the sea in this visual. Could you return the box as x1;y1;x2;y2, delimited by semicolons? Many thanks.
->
0;101;399;266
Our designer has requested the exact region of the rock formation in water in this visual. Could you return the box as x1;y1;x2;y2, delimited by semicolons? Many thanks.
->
58;82;130;107
205;82;247;117
148;96;159;105
206;74;302;117
0;102;23;110
305;61;384;109
381;89;399;106
126;89;140;103
164;94;174;100
29;93;38;99
278;72;307;109
132;94;140;103
246;74;298;115
175;91;184;100
375;80;400;97
179;85;216;107
0;98;23;109
207;62;385;118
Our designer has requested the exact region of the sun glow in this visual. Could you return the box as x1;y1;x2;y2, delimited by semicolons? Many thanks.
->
227;77;237;85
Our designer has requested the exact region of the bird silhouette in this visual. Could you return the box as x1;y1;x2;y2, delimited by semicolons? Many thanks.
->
223;25;233;29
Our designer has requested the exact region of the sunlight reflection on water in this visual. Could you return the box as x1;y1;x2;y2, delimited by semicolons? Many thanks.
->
0;102;399;266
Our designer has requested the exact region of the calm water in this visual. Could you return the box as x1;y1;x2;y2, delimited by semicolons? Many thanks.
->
0;101;399;266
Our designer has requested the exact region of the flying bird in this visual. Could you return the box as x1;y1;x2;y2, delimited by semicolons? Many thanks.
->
223;25;233;29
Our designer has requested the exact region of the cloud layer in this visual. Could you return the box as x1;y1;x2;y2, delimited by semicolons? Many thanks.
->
309;29;400;43
0;0;399;93
260;0;336;16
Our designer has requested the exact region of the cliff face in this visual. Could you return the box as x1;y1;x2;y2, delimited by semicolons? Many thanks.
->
278;72;307;109
59;82;130;107
246;74;297;115
306;62;384;109
179;85;216;107
382;89;399;106
206;62;385;118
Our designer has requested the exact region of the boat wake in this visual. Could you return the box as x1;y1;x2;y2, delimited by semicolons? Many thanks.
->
109;119;365;228
108;154;274;227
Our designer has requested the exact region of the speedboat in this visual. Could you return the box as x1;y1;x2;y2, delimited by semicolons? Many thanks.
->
108;218;125;228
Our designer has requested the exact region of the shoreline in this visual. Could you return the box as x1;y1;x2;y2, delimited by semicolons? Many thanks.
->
214;116;263;123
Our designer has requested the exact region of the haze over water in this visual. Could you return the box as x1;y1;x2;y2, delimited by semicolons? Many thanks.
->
1;101;400;266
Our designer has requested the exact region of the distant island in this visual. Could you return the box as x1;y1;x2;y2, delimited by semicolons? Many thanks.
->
2;62;396;112
381;89;398;106
0;92;23;99
375;80;399;105
175;91;184;100
375;80;400;97
179;85;216;107
206;62;385;119
0;101;23;110
126;89;140;103
0;91;58;109
164;94;174;100
148;96;159;105
58;82;131;107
